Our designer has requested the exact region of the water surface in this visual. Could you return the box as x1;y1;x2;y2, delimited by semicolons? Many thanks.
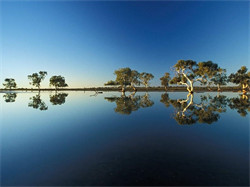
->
1;91;249;186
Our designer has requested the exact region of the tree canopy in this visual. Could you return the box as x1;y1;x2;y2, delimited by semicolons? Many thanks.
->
28;71;47;89
160;72;171;91
3;78;17;89
49;75;68;89
228;66;250;93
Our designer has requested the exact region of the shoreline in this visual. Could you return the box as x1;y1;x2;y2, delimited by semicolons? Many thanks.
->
0;86;244;93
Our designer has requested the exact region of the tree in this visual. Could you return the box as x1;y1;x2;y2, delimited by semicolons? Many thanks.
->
228;66;250;94
228;95;250;117
114;67;132;92
129;70;140;92
104;80;119;86
211;69;227;91
3;93;17;102
49;75;68;90
28;71;47;90
28;94;48;111
139;72;154;89
3;78;17;89
50;93;68;105
160;73;171;91
170;60;221;93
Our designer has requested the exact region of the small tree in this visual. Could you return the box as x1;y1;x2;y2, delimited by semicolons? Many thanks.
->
211;69;227;91
49;75;68;90
28;71;47;90
3;78;17;89
160;73;171;91
139;72;154;89
228;66;250;94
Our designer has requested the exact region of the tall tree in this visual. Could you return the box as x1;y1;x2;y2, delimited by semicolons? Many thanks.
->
228;66;250;94
3;78;17;89
139;72;154;89
160;73;171;91
49;75;68;90
28;71;47;90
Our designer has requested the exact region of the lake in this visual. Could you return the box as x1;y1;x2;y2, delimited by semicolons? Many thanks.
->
1;91;249;186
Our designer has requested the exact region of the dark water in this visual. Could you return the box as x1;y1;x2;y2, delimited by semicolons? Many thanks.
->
1;91;249;186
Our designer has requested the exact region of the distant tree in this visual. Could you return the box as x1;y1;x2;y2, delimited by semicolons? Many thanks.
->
28;71;47;90
3;78;17;89
114;67;132;92
139;72;154;89
170;60;221;93
211;69;227;91
228;66;250;94
50;93;68;105
160;73;171;91
3;93;17;102
49;75;68;90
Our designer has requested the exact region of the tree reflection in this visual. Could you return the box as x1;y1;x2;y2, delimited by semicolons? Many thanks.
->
28;94;48;111
105;93;154;115
3;93;17;103
50;93;68;105
160;93;228;125
228;95;250;117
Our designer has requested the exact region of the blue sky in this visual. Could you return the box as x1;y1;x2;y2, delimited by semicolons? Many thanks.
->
1;1;249;88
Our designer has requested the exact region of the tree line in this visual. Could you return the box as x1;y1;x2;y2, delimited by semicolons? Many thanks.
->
2;60;249;93
105;60;249;94
2;71;68;90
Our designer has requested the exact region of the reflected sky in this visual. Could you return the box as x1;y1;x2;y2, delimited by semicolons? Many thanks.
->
0;91;249;186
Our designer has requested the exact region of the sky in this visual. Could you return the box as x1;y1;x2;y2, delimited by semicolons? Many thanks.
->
1;1;249;88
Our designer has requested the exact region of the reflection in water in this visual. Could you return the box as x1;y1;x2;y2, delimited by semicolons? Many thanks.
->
161;93;229;125
28;94;48;111
105;93;154;115
3;93;17;103
228;95;250;117
50;93;68;105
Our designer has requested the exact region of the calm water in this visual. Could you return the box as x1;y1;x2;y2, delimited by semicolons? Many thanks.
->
1;91;249;186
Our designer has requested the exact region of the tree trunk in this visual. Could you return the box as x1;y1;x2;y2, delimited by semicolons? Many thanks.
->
121;86;125;93
242;84;248;94
165;86;167;91
217;84;221;92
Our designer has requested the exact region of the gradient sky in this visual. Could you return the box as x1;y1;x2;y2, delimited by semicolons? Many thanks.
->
1;1;249;88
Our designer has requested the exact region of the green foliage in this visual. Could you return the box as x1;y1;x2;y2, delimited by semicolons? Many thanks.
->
28;94;48;111
211;69;227;88
139;72;154;88
105;93;154;115
3;93;17;102
104;80;119;86
3;78;17;89
50;93;68;105
160;93;228;125
228;66;250;91
160;72;171;89
114;67;132;87
28;71;47;89
228;95;250;117
49;75;68;89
